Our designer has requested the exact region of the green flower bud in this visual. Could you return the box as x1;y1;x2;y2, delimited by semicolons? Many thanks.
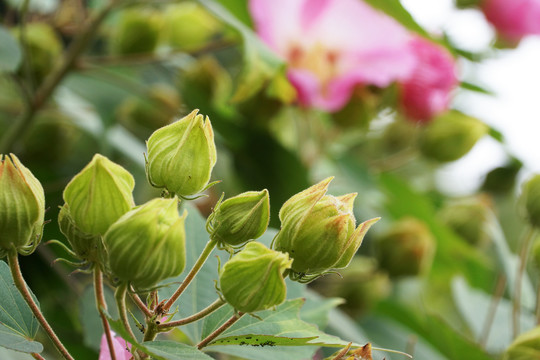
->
520;174;540;228
439;198;491;246
63;154;135;235
103;198;187;290
419;110;488;162
312;257;390;317
58;204;101;262
0;154;45;257
111;8;161;55
13;22;62;84
375;218;435;278
219;242;292;313
161;2;222;51
146;109;217;197
503;326;540;360
207;190;270;248
481;159;522;194
272;177;379;282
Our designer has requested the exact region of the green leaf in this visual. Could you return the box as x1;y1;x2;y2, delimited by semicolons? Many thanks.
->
210;334;319;346
460;81;494;96
0;261;43;353
362;0;427;35
143;341;214;360
0;26;22;72
196;0;284;101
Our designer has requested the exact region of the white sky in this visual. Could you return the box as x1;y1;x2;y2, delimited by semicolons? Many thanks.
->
401;0;540;195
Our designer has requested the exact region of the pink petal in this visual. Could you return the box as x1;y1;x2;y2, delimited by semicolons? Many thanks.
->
99;332;132;360
482;0;540;41
400;37;458;122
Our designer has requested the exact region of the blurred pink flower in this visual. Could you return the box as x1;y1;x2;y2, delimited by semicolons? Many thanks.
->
249;0;416;111
481;0;540;41
99;331;131;360
399;37;458;122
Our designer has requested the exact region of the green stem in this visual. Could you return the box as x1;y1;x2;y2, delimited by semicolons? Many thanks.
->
197;312;245;350
160;239;217;314
158;298;226;330
513;227;536;338
115;283;138;346
7;251;74;360
94;268;117;360
0;1;116;153
129;288;153;318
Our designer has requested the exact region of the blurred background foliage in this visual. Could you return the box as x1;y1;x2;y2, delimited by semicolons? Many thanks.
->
1;0;539;359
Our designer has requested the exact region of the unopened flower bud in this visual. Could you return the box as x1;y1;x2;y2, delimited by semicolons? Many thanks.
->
439;198;491;246
520;174;540;228
146;110;217;197
0;154;45;257
375;218;435;278
419;110;488;162
63;154;135;235
272;177;379;282
111;8;161;55
58;204;101;262
161;3;222;51
104;198;187;290
219;242;292;313
503;326;540;360
207;190;270;248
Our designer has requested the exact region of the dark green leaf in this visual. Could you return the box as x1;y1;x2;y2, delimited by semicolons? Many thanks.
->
0;261;43;353
143;341;214;360
460;81;495;95
362;0;427;35
0;26;22;72
210;334;318;347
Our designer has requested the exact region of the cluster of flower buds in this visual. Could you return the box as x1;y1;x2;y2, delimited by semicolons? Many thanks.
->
0;154;45;257
272;177;379;282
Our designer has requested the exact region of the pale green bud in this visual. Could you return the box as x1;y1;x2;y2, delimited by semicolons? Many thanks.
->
419;111;488;162
146;109;217;197
520;174;540;228
111;8;161;55
503;326;540;360
272;177;379;282
58;204;101;262
103;198;187;289
207;190;270;248
63;154;135;235
439;198;490;246
219;242;292;313
0;154;45;257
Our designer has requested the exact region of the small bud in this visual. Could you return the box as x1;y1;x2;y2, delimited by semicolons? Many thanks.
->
375;218;435;278
58;204;101;262
103;198;187;290
0;154;45;257
161;3;222;51
13;22;61;84
439;198;491;246
312;257;390;317
520;174;540;228
111;8;161;55
63;154;135;236
219;242;292;313
272;177;379;282
503;326;540;360
419;110;488;162
207;190;270;248
146;110;217;197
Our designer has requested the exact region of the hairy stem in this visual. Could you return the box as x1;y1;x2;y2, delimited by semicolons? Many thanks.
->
7;251;74;360
161;239;217;314
197;312;245;350
94;267;117;360
0;1;116;153
158;298;226;330
513;227;536;338
115;283;138;347
129;288;153;318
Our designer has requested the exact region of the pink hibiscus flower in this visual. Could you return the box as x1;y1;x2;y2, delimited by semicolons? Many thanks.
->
399;37;458;122
481;0;540;42
249;0;416;111
99;331;132;360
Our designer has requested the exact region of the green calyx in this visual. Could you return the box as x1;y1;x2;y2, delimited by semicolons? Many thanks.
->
219;242;292;313
58;204;102;263
0;154;45;257
63;154;135;236
103;197;187;290
272;177;379;282
207;190;270;249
